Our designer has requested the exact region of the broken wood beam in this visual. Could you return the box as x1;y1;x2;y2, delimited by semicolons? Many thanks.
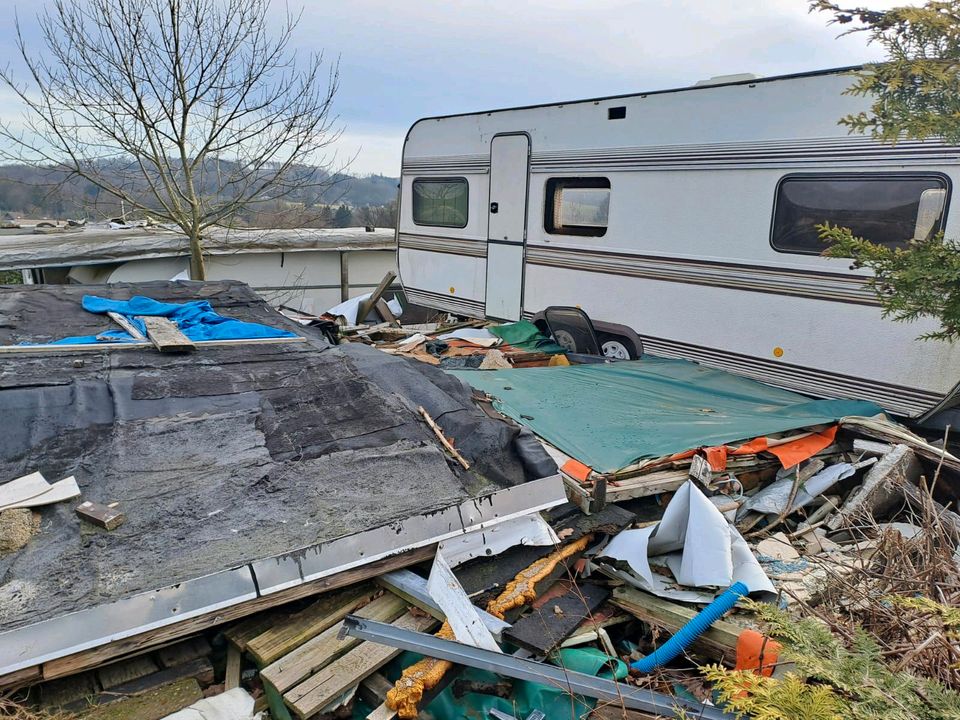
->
375;298;400;327
107;311;146;340
224;644;241;691
140;316;196;353
357;271;397;324
284;610;437;719
418;405;470;470
246;584;373;666
260;592;406;695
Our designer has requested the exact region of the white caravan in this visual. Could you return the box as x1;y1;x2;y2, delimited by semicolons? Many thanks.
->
396;67;960;424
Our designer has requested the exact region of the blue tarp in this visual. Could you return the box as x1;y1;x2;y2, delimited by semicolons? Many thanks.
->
450;356;885;473
46;295;298;344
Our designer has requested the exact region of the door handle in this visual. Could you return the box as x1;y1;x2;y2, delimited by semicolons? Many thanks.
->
490;202;499;214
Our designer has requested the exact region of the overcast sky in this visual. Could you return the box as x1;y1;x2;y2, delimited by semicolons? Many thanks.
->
0;0;903;176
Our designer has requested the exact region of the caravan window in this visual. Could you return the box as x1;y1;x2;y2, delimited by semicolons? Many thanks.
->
771;173;949;255
545;177;610;237
412;178;468;228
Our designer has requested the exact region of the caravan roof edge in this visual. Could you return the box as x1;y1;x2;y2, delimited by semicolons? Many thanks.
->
404;64;866;138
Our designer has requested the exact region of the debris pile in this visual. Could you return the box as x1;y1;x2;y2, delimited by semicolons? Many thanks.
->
3;284;960;719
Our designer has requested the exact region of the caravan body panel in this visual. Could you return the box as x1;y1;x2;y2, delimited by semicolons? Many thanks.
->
397;69;960;418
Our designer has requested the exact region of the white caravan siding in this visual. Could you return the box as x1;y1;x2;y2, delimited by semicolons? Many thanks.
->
397;69;960;417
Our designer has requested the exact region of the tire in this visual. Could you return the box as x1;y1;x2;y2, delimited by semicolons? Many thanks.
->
598;332;640;360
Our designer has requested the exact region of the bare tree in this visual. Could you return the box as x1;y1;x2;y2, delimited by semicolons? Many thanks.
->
0;0;342;279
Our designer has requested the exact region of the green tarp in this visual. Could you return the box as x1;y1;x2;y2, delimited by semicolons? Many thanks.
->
489;319;566;353
449;357;884;473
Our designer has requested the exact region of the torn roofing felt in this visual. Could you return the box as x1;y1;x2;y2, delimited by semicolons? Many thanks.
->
450;357;884;473
0;281;556;635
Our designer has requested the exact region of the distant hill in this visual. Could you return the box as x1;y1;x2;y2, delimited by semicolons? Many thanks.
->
0;164;399;220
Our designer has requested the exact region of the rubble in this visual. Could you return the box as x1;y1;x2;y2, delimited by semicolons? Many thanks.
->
3;285;960;720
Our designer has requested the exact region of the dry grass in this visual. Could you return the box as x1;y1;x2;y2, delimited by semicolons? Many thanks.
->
796;477;960;690
0;697;74;720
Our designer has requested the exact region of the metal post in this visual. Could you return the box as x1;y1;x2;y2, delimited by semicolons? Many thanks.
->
339;251;350;302
339;616;734;720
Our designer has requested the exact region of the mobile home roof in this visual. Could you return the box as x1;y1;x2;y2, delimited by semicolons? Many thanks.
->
406;65;863;133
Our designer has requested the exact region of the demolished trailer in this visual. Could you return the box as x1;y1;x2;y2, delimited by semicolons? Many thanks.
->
0;225;398;315
0;281;563;687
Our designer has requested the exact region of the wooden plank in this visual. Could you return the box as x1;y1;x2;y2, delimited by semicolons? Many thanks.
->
418;405;470;470
375;298;400;327
32;544;435;686
356;271;397;323
87;657;214;703
225;644;242;691
224;613;282;652
39;671;99;710
155;636;212;669
357;672;394;711
140;316;196;353
261;592;407;695
247;584;373;666
97;654;159;689
610;586;745;664
503;582;610;656
0;664;40;691
74;677;202;720
285;611;437;719
107;311;146;340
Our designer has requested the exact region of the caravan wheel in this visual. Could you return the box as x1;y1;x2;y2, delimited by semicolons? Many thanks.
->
599;333;637;360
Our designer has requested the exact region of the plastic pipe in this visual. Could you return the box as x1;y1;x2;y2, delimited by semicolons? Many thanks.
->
630;582;749;673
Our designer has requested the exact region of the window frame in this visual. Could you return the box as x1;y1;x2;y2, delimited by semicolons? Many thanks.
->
544;176;612;238
411;176;469;229
769;171;952;257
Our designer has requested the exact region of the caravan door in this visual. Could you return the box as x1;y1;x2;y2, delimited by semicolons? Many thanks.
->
484;133;530;321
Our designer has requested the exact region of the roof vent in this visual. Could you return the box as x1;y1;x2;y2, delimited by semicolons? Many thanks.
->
693;73;760;87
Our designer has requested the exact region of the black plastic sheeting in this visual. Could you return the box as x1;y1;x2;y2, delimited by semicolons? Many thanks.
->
0;281;555;632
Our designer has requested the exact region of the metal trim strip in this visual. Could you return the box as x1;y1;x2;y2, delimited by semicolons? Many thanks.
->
0;566;258;676
0;475;566;677
404;287;486;316
401;137;960;176
253;474;567;594
340;616;735;720
524;245;878;306
398;233;487;258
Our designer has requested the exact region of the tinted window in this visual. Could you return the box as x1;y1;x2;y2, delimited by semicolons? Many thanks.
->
772;174;948;255
412;178;468;228
545;177;611;237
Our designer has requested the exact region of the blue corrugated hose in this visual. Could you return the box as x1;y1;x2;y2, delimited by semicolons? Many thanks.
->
630;582;749;673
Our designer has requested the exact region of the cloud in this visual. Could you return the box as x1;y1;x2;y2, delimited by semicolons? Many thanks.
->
0;0;916;175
